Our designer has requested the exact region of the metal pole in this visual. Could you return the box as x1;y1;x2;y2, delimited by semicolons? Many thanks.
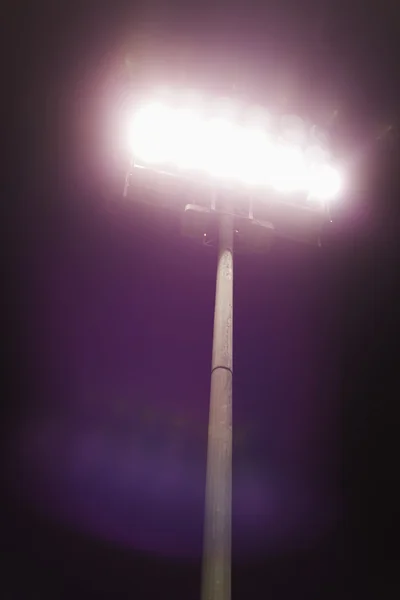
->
201;211;234;600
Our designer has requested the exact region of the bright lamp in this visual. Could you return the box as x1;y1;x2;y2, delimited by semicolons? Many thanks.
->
128;99;342;200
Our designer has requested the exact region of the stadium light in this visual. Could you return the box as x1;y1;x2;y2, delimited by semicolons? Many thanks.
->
128;98;342;201
123;89;345;600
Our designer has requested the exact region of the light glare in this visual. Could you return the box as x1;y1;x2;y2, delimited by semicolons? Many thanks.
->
203;118;239;178
309;165;342;200
235;128;274;185
270;145;308;193
128;99;342;200
169;109;205;170
130;102;175;164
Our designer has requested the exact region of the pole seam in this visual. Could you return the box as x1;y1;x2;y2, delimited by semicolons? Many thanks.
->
211;365;233;377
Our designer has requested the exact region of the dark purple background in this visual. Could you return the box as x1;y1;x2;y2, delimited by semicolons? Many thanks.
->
4;0;400;598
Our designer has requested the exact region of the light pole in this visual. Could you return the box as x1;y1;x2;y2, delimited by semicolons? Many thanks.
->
202;210;234;600
123;93;342;600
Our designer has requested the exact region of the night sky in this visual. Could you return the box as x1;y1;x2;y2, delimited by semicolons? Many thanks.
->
3;1;400;598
